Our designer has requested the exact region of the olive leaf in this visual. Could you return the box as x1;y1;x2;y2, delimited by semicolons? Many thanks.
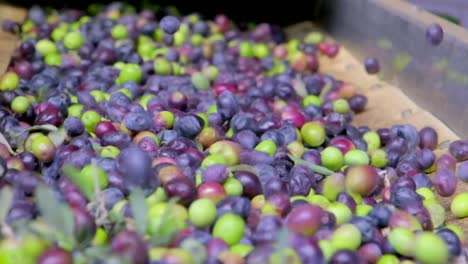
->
27;220;60;244
36;86;48;102
83;246;113;261
91;142;103;153
0;133;17;155
129;188;147;235
35;185;75;245
319;79;333;101
48;127;67;147
15;124;58;138
0;186;13;223
150;197;180;246
61;165;95;201
275;226;290;263
287;154;334;176
180;238;207;264
228;164;257;175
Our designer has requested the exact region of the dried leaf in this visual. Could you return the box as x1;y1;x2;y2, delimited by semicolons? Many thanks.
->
129;188;147;235
48;127;66;147
0;133;17;155
36;185;75;244
17;124;58;136
0;186;13;223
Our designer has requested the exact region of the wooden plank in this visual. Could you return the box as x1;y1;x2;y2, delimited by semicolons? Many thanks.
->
0;4;27;73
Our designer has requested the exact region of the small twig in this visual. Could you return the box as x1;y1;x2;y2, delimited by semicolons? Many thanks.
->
1;224;16;240
227;164;257;175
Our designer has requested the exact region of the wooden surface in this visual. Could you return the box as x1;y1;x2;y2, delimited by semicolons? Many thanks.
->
1;5;467;242
0;4;26;73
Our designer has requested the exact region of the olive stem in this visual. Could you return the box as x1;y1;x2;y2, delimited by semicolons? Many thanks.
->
287;154;334;176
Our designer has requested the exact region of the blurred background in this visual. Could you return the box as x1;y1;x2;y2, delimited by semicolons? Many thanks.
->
406;0;468;28
3;0;324;26
6;0;467;29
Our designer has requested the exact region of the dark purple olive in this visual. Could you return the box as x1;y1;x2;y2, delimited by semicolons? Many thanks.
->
234;171;262;199
416;148;436;170
202;164;228;183
368;203;392;228
216;196;251;219
117;147;152;189
433;168;457;197
252;215;283;245
364;57;380;74
426;23;444;46
449;140;468;162
357;243;382;263
412;172;433;188
173;115;204;139
111;231;149;264
419;127;438;150
164;177;196;206
160;16;180;34
288;165;316;196
337;192;357;213
101;131;132;149
391;187;422;209
263;177;288;198
348;94;367;113
2;19;20;34
405;202;433;230
64;117;85;136
233;130;259;149
436;153;457;171
350;217;378;244
436;228;462;257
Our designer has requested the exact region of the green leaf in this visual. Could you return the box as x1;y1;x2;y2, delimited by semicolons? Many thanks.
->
129;188;147;235
91;142;103;153
61;165;95;201
15;124;58;138
83;246;112;260
319;80;333;101
27;220;59;243
48;127;67;147
36;185;75;245
37;86;48;102
0;133;17;155
26;124;58;132
0;186;13;223
180;238;207;264
275;226;289;263
287;154;334;176
150;197;180;246
91;164;103;198
228;164;257;175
